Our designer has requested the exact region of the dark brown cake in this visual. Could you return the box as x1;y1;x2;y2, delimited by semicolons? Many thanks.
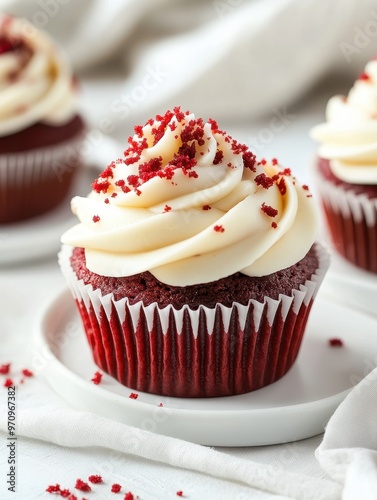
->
71;245;319;308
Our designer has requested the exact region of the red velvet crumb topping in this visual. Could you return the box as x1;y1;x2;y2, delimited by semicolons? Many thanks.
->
4;378;13;387
214;225;225;233
21;369;33;377
255;173;274;189
261;203;278;217
202;205;211;210
271;222;278;229
129;392;139;399
176;491;184;497
124;493;134;500
358;72;370;81
92;215;100;223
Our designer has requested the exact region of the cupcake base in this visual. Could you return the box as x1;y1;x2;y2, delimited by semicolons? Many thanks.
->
315;157;377;274
0;116;85;224
59;244;329;398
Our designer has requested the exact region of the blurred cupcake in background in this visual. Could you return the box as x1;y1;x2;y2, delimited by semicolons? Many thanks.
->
311;59;377;273
0;13;85;224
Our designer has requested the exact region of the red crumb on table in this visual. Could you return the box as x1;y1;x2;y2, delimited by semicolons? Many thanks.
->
4;378;13;388
272;158;278;165
329;338;343;347
176;491;184;497
358;72;370;81
129;392;139;399
124;493;134;500
91;371;102;385
0;363;11;374
46;484;61;493
21;369;33;377
111;483;122;493
60;488;71;497
88;474;103;484
92;215;100;223
214;225;225;233
261;202;278;218
67;495;77;500
74;479;91;492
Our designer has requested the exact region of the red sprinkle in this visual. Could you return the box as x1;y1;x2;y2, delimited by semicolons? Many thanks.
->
88;474;103;484
214;225;225;233
329;338;343;347
124;493;134;500
255;173;274;189
177;491;184;497
271;222;278;229
164;205;172;213
261;202;278;218
358;72;370;81
75;479;91;492
21;369;33;377
302;184;309;191
0;363;11;375
92;215;100;223
46;484;61;493
202;205;211;210
4;378;13;388
111;483;122;493
91;371;102;385
272;158;278;165
129;392;139;399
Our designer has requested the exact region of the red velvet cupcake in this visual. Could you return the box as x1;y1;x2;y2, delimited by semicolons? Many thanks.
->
0;14;85;223
311;59;377;273
60;107;329;398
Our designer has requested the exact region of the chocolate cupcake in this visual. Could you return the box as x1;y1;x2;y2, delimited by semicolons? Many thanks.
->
0;14;85;224
60;107;329;398
311;59;377;273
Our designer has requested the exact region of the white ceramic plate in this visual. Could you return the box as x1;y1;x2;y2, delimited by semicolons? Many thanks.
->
0;135;121;265
34;288;377;447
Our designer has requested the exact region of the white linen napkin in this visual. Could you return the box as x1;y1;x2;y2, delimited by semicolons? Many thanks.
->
3;0;377;124
316;368;377;500
0;374;340;500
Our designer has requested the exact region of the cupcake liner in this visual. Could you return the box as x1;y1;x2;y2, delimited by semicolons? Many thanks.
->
0;136;85;223
59;243;330;398
314;167;377;273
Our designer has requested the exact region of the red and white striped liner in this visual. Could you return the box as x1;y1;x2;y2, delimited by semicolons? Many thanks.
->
59;243;330;398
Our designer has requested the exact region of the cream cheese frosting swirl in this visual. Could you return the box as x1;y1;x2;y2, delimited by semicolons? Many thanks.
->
0;14;76;137
62;107;317;286
311;60;377;184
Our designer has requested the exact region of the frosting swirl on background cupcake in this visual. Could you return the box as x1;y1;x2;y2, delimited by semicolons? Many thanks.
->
62;107;317;286
0;14;76;137
311;59;377;185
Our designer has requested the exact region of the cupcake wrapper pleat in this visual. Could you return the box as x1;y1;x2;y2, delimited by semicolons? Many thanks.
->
59;243;329;398
316;170;377;273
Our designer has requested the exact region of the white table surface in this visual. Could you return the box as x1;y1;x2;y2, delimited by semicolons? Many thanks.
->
0;72;376;500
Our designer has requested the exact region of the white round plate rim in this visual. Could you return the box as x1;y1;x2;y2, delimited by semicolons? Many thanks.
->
34;288;377;446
